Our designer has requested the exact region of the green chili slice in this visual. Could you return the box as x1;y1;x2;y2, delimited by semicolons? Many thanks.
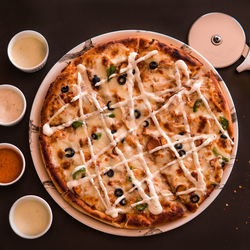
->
97;132;102;139
72;121;83;129
136;203;148;211
212;146;229;163
193;99;202;112
72;167;86;180
219;116;229;130
108;113;116;118
107;65;117;82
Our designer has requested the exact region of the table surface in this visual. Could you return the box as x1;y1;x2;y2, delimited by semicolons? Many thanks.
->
0;0;249;249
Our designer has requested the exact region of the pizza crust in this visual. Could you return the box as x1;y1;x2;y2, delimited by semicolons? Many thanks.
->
39;37;234;229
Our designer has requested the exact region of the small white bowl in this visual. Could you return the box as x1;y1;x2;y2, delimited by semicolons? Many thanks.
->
0;84;27;126
7;30;49;73
9;195;53;239
0;143;25;186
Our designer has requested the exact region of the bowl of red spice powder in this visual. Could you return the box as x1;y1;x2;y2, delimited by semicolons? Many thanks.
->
0;143;25;186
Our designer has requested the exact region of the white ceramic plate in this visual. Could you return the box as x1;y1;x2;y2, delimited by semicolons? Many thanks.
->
29;30;238;237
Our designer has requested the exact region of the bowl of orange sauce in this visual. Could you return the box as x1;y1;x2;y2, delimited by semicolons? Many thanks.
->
0;143;25;186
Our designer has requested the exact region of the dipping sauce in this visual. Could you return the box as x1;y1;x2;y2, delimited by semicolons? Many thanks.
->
0;148;23;183
0;86;24;123
11;35;47;68
13;199;51;236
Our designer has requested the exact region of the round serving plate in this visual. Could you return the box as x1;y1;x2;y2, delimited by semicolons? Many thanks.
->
29;30;238;237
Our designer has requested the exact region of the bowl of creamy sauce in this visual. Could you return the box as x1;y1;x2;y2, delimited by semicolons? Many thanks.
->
9;195;53;239
0;143;25;186
8;30;49;73
0;84;26;126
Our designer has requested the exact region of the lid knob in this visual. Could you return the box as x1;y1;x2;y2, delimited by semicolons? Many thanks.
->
211;35;222;46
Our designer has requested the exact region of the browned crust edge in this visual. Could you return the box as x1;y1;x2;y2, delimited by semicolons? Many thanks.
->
88;37;203;67
146;39;203;67
39;135;69;193
62;191;130;228
63;191;185;229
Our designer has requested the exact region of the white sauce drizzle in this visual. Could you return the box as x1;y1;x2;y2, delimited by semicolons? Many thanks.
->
134;59;198;187
124;52;162;215
190;81;233;144
42;48;234;217
177;91;206;191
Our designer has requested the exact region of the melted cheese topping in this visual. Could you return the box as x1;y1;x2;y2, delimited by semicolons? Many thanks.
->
42;45;233;218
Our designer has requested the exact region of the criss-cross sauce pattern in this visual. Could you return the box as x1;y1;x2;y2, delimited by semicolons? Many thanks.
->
42;48;233;219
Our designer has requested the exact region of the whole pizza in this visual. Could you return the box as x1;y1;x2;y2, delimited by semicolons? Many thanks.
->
40;37;234;228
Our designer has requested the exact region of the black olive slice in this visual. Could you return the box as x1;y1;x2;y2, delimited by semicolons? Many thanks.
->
61;86;69;93
174;143;183;150
143;120;149;128
92;75;100;84
117;74;127;85
190;194;200;203
134;109;141;119
105;169;114;177
221;161;226;168
149;61;158;69
91;133;98;140
107;101;114;111
179;131;185;135
65;147;75;158
111;129;117;134
92;75;100;89
220;134;227;139
114;188;123;197
178;149;186;157
119;198;127;206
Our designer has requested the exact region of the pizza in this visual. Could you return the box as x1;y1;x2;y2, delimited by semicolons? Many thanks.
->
39;37;234;228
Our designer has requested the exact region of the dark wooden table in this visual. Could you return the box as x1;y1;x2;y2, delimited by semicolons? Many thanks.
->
0;0;249;249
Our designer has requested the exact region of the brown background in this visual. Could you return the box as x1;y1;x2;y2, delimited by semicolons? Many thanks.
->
0;0;249;249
